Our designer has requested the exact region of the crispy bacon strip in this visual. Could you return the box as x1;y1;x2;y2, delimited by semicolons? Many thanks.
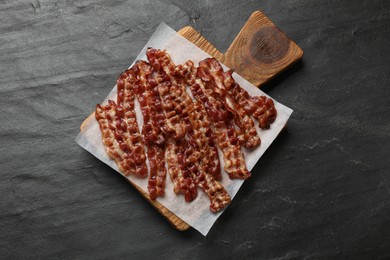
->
184;139;231;212
148;49;230;210
236;87;277;129
132;62;164;145
95;100;147;177
133;61;167;200
146;48;187;139
147;48;221;180
146;48;186;140
150;49;222;180
187;102;221;180
171;85;229;210
182;98;230;211
166;138;197;202
148;71;186;139
218;67;277;129
198;58;260;149
145;143;166;200
146;49;199;201
180;60;251;179
116;70;148;176
147;47;176;74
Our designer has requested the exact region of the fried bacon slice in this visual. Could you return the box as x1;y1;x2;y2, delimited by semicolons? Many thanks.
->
178;60;250;179
147;70;186;140
216;66;278;129
183;101;230;211
184;139;231;212
146;49;198;202
146;48;186;140
147;48;221;180
187;102;222;180
147;47;176;74
95;100;147;177
116;69;148;176
229;81;277;129
166;138;197;202
133;61;167;200
145;142;166;200
147;48;230;211
147;48;227;186
198;58;260;149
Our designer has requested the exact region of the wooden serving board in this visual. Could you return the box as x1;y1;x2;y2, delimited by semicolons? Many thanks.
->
80;11;303;231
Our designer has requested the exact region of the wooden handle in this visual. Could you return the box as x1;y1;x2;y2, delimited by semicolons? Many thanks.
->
223;11;303;86
179;11;303;87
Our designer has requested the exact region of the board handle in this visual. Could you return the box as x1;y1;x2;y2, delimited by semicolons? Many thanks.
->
179;11;303;87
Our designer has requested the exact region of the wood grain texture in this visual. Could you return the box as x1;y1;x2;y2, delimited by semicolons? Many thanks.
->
223;11;303;86
80;11;303;232
177;26;224;62
178;11;303;88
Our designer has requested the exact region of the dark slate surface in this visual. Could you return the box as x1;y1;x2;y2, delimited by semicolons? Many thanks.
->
1;0;389;259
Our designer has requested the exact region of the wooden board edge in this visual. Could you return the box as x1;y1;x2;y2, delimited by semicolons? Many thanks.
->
80;112;95;130
125;179;190;231
177;26;225;62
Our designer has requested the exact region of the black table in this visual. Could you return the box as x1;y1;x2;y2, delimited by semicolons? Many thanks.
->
1;0;389;259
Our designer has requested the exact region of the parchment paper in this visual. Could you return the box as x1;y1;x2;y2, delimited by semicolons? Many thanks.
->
75;23;293;236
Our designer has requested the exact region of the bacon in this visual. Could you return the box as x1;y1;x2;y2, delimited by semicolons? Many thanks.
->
198;58;260;149
145;142;166;200
146;48;186;140
179;100;230;211
187;102;221;180
95;100;147;177
146;48;187;136
116;69;148;176
179;60;250;179
184;139;231;212
166;138;198;202
237;87;277;129
147;47;176;74
219;68;277;129
132;62;164;145
148;49;230;210
133;61;167;200
182;99;230;211
225;96;260;149
148;72;186;139
149;50;221;180
146;49;198;201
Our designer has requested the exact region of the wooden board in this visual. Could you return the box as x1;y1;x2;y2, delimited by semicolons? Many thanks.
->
80;10;303;231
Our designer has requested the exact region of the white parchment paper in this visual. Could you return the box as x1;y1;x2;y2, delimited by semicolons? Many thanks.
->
75;23;293;236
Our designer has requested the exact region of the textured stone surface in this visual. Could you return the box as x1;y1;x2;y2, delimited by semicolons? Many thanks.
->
1;0;390;259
